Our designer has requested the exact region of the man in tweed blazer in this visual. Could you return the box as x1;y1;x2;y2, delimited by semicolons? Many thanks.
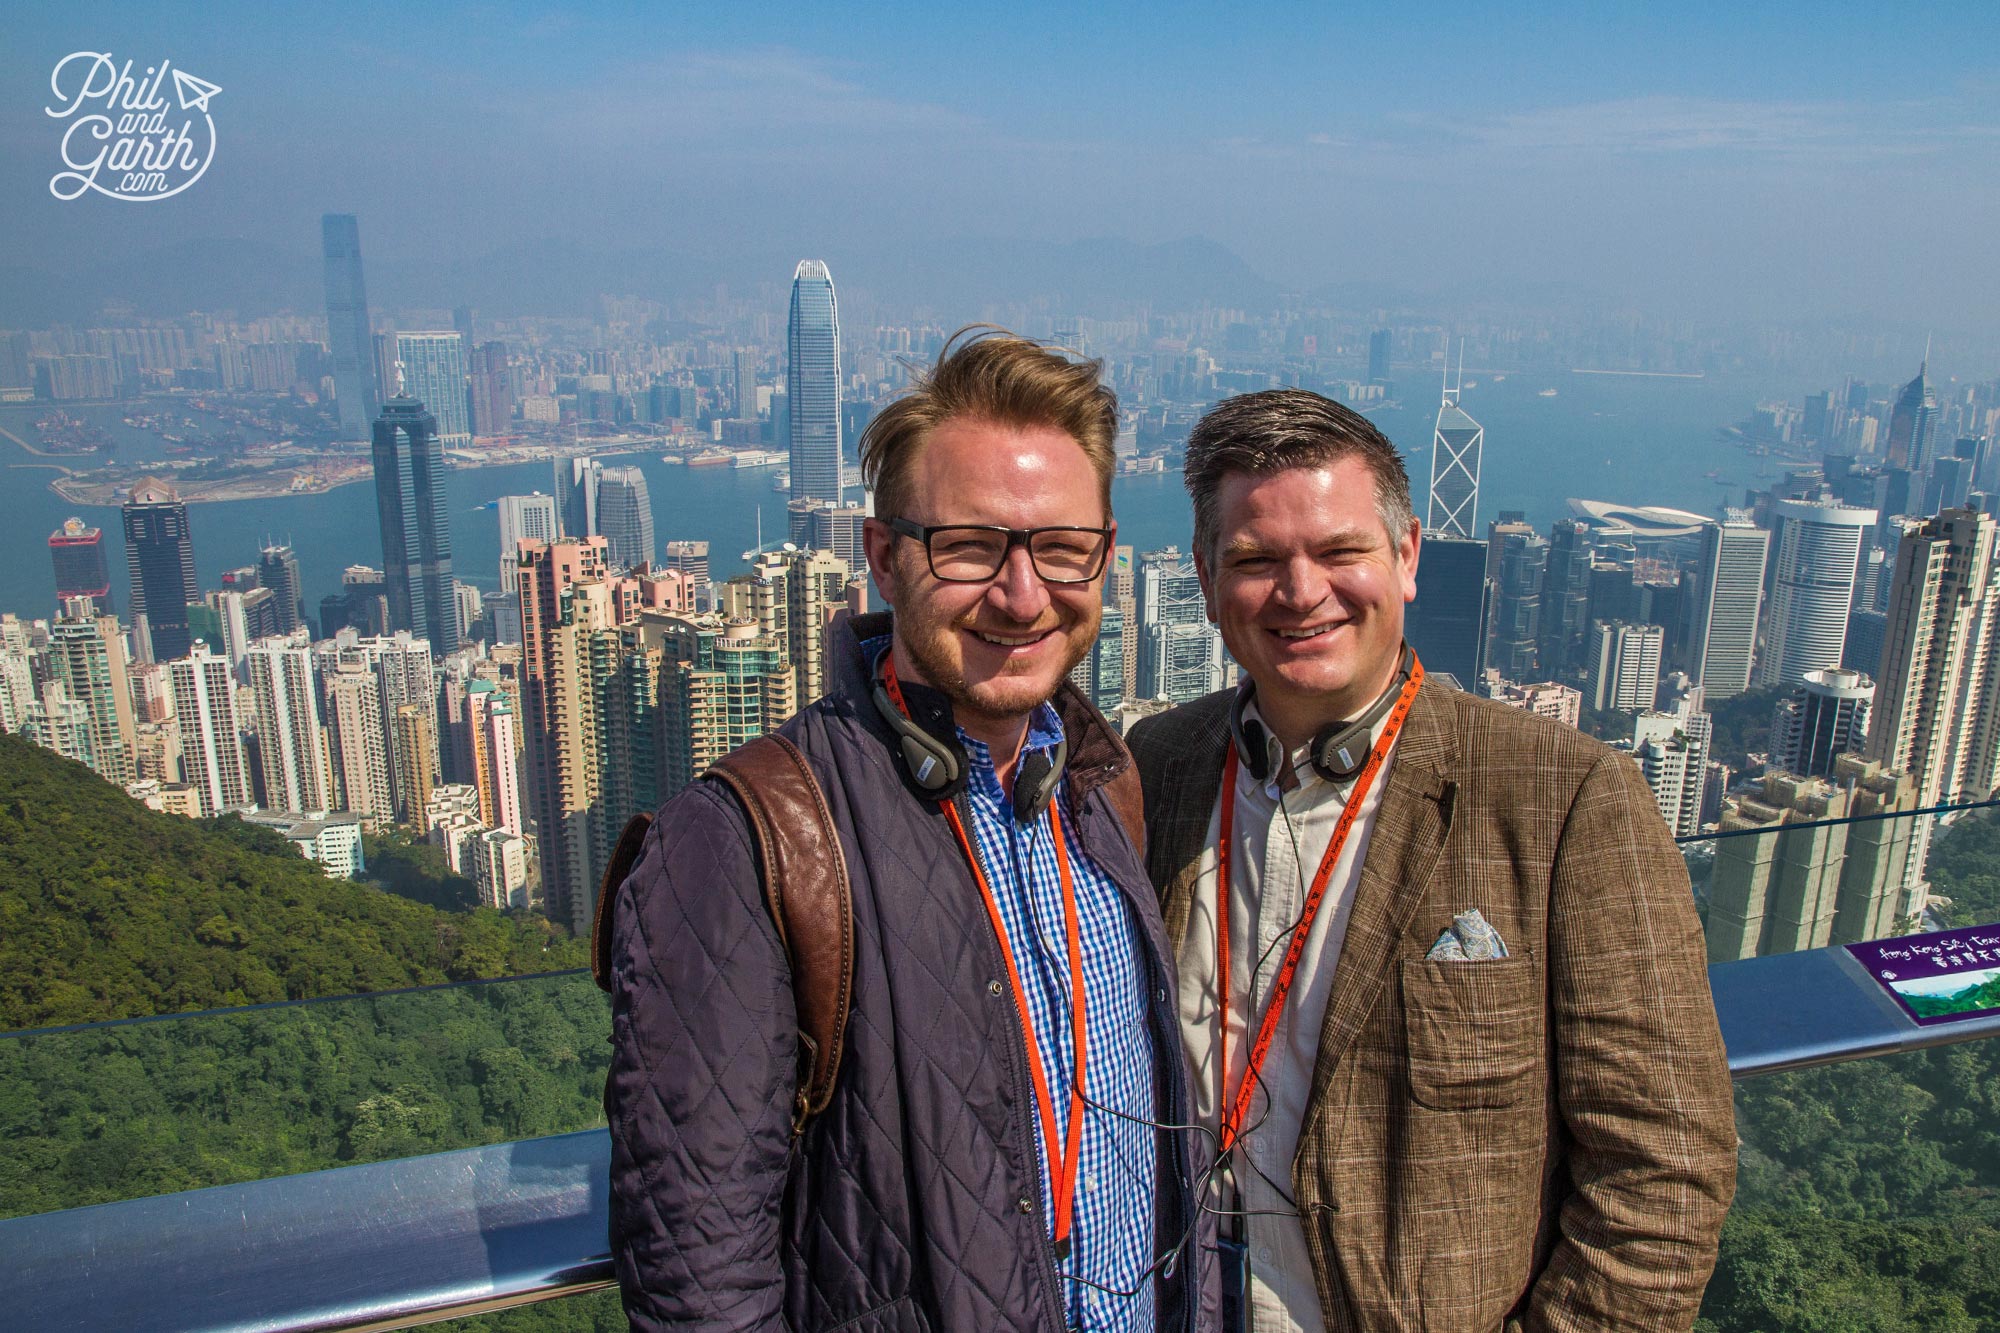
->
1127;389;1735;1333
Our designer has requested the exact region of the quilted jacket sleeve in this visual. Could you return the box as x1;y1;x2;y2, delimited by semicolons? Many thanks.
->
1527;750;1738;1332
606;783;798;1331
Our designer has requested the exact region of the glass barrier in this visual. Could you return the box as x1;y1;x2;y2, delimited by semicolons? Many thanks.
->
1680;802;2000;966
0;970;609;1222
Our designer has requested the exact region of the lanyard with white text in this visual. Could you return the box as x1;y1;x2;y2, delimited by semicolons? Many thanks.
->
1212;660;1423;1150
882;658;1089;1260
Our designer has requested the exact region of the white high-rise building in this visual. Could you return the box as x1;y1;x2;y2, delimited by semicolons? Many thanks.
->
1134;546;1221;702
324;658;394;825
244;633;331;814
1759;499;1878;688
394;331;471;446
1587;621;1664;712
471;828;531;910
497;493;561;589
170;642;252;817
1684;511;1768;700
481;695;524;836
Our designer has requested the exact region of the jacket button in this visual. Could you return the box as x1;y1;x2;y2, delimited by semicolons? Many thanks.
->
1017;1195;1034;1214
988;979;1004;997
1154;987;1167;1004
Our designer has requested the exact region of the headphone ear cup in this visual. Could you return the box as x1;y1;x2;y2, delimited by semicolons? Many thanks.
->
1229;684;1271;783
1310;721;1372;783
901;734;957;793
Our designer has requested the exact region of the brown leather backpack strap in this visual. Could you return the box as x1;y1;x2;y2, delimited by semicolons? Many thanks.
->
592;811;655;992
709;733;854;1133
1101;762;1147;862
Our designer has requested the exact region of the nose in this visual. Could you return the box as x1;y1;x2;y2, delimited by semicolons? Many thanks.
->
984;543;1052;623
1273;554;1330;612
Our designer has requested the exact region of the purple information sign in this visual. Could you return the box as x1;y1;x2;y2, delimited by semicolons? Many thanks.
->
1848;925;2000;1027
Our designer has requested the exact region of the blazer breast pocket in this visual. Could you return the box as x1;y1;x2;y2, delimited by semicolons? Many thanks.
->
1399;955;1543;1110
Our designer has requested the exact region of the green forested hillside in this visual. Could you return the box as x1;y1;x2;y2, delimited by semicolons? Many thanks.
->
0;731;584;1030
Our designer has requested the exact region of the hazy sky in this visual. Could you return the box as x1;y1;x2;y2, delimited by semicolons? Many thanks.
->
6;2;2000;325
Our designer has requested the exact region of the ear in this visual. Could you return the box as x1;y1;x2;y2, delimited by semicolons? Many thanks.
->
864;517;903;603
1398;519;1421;605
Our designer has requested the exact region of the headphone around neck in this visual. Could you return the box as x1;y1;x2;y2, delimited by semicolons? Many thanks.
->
1229;644;1416;786
870;649;1068;823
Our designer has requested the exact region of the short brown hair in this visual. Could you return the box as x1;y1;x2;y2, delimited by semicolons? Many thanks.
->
1183;389;1416;559
860;326;1118;524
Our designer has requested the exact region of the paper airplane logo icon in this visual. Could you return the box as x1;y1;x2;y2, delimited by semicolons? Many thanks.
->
171;68;221;113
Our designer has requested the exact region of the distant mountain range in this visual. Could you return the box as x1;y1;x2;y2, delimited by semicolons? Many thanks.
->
0;233;1283;326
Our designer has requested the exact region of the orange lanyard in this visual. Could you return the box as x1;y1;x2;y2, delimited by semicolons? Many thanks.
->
883;659;1089;1259
1213;662;1422;1150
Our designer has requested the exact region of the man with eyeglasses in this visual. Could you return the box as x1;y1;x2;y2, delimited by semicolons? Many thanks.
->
605;328;1207;1332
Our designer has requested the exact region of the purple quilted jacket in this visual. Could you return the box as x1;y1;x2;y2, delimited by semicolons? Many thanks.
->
605;611;1208;1332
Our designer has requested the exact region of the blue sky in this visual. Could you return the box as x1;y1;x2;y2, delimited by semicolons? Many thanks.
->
5;3;2000;324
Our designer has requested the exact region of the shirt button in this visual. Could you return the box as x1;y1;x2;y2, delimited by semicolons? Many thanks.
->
988;979;1004;997
1018;1195;1035;1214
1258;1245;1273;1264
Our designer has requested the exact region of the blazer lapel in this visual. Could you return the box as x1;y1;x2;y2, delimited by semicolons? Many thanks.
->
1301;678;1457;1136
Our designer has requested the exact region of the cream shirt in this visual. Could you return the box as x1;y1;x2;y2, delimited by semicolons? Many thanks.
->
1176;700;1397;1333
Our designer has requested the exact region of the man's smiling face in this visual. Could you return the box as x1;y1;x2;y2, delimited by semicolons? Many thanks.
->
1196;455;1419;750
865;415;1108;743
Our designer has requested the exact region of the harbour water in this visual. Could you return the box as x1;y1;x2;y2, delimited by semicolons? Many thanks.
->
0;370;1789;620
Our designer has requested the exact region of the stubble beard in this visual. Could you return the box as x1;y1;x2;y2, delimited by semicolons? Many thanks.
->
890;581;1098;734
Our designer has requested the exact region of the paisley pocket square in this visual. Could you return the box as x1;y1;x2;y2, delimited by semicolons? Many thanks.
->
1425;908;1510;961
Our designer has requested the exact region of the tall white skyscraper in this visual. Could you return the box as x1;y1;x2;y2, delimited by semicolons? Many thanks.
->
395;332;472;446
787;260;842;507
324;658;394;825
1684;511;1769;700
245;633;331;813
1758;499;1878;689
1428;348;1483;540
171;642;252;817
497;492;561;588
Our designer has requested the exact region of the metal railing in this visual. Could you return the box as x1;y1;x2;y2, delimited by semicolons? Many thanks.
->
7;798;2000;1331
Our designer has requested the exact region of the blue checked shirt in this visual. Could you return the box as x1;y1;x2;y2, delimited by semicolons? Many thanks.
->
959;703;1159;1332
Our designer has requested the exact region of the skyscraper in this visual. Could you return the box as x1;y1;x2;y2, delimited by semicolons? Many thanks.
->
258;543;305;634
171;642;252;817
49;518;111;613
321;214;380;438
1758;499;1876;689
469;341;512;437
122;478;199;662
787;260;842;506
1482;520;1546;682
244;634;330;813
1884;355;1938;476
1681;511;1768;701
395;332;472;447
1366;328;1391;384
323;657;394;826
371;394;461;653
49;605;136;787
556;456;599;540
1406;535;1487;687
497;493;561;589
1771;666;1873;780
597;467;657;571
519;537;614;933
1537;520;1594;680
1134;547;1224;702
1428;353;1483;540
1866;507;2000;806
1586;621;1664;712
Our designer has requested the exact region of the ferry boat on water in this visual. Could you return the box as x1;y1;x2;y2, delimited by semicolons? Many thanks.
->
687;448;732;468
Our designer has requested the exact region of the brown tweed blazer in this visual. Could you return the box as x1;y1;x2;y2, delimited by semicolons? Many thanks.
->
1128;676;1736;1333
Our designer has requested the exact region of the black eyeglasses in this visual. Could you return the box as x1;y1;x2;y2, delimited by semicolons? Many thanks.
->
888;518;1112;584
